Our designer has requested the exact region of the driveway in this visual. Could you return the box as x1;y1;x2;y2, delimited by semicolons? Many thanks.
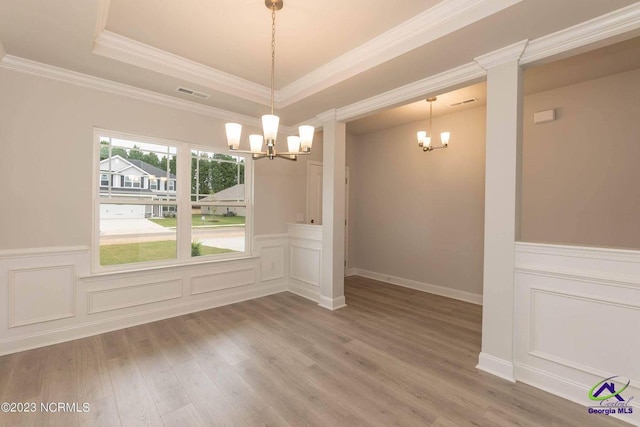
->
100;218;245;251
100;218;168;235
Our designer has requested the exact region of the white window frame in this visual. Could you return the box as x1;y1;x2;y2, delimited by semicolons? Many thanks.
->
124;175;141;188
92;128;253;273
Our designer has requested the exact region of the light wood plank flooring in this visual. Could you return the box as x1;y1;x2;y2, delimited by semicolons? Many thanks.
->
0;276;628;426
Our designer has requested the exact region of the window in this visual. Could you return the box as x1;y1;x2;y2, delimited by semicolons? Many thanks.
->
95;130;251;270
124;175;141;188
190;149;247;258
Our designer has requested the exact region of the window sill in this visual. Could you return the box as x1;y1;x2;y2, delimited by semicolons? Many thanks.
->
80;255;259;281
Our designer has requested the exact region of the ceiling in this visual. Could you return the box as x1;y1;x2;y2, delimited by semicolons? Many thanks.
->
348;35;640;135
0;0;638;127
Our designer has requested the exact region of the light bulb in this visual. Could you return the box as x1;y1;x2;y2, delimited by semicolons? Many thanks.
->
299;125;314;151
417;131;426;146
225;123;242;150
440;132;450;146
287;136;301;153
262;115;280;141
249;134;264;153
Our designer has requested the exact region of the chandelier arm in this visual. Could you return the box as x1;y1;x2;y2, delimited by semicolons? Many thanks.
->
278;151;310;156
275;154;298;161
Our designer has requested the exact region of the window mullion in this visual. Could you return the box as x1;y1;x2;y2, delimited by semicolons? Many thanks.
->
176;144;192;261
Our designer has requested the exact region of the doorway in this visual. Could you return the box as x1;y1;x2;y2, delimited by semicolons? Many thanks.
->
306;161;350;272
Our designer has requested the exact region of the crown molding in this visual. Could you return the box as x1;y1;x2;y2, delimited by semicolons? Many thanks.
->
94;0;110;38
474;39;528;70
278;0;521;108
277;3;640;129
316;109;338;123
0;54;263;128
521;2;640;65
335;61;485;123
94;31;273;107
92;0;519;109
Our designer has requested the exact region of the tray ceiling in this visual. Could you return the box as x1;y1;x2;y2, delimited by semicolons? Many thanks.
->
0;0;638;127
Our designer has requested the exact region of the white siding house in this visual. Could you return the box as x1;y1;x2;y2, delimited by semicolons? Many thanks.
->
99;155;177;218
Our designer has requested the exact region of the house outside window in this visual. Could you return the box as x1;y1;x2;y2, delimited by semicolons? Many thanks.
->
96;130;251;271
100;173;109;186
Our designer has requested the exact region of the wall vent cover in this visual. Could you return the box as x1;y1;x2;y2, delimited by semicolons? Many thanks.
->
450;97;478;107
176;87;211;99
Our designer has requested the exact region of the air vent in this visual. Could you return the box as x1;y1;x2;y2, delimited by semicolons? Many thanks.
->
450;97;478;107
176;86;211;100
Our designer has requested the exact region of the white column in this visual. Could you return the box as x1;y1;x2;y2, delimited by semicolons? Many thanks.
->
317;109;347;310
474;40;527;382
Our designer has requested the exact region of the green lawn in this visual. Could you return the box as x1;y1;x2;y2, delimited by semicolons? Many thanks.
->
100;240;234;266
149;214;245;228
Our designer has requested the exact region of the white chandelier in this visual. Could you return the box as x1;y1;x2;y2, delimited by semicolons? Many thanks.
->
225;0;314;161
417;97;450;152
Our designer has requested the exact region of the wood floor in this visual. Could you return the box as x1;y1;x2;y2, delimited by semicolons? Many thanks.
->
0;276;628;427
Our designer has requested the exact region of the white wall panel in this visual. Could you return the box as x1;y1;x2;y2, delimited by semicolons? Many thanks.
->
529;288;639;381
259;245;285;282
514;242;640;426
191;268;255;295
287;224;322;302
9;265;75;327
88;279;183;314
290;244;321;286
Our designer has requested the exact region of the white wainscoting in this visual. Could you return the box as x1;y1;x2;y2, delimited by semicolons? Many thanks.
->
9;265;76;327
254;234;288;284
287;224;322;302
0;237;288;356
515;242;640;426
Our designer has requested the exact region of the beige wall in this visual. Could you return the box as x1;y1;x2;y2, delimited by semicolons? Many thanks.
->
253;132;323;234
521;68;640;249
348;106;486;295
0;68;312;249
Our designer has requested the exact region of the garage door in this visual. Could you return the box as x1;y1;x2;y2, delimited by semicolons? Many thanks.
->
100;204;145;219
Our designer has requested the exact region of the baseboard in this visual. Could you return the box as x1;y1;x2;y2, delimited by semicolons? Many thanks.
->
0;281;287;356
352;268;483;305
318;295;347;311
287;280;320;303
516;363;639;426
476;352;516;382
345;268;357;277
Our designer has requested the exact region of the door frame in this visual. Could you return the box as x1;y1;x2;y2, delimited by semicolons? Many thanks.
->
306;161;350;271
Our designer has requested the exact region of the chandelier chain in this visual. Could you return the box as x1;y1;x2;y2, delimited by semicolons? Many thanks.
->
270;4;276;115
429;99;433;136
